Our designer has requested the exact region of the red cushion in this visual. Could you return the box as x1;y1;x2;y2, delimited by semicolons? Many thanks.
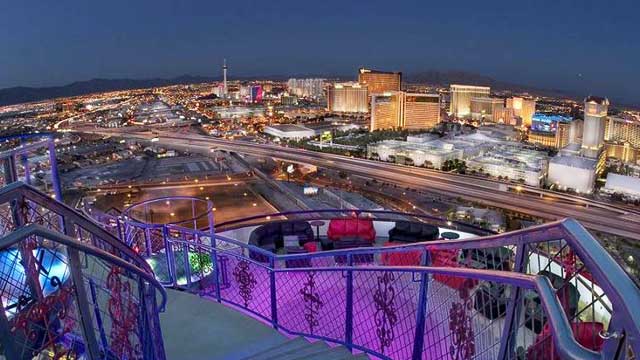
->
527;322;604;359
327;219;376;242
303;242;318;253
381;242;423;266
431;249;478;290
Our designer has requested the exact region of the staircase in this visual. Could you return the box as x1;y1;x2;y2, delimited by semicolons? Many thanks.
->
240;337;369;360
160;288;366;360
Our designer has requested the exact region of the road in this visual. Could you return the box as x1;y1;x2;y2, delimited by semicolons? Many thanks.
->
80;127;640;241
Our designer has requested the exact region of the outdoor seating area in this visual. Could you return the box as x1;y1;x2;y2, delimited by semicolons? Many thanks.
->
387;220;439;243
248;220;314;262
327;218;376;243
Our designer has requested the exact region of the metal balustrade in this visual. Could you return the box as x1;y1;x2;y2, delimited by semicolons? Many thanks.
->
0;182;167;359
0;134;63;201
85;201;640;359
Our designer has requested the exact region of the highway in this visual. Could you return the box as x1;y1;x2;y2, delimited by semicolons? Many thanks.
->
81;128;640;241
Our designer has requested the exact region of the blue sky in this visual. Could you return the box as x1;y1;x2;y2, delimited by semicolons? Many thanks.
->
1;0;638;103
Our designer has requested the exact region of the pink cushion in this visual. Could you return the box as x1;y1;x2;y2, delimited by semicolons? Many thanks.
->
303;242;318;253
327;218;377;242
381;242;422;266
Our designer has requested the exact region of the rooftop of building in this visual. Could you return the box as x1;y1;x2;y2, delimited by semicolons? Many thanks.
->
264;124;312;132
332;82;365;89
585;95;610;105
358;67;401;75
605;173;640;194
470;96;504;103
450;84;491;90
550;154;597;169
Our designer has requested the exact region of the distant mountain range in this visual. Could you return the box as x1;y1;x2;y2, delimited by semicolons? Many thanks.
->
0;71;579;107
404;71;574;98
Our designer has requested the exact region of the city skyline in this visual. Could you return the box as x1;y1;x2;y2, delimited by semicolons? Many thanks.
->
2;0;640;104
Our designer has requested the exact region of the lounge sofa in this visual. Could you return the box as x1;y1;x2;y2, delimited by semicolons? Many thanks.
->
460;247;513;271
381;242;424;266
248;220;314;262
524;270;579;333
388;221;439;243
327;218;376;243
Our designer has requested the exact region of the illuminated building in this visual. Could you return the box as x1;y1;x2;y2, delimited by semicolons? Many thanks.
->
569;119;584;144
280;94;299;106
250;85;263;103
449;85;490;118
506;97;536;127
287;78;325;98
470;97;504;122
403;93;440;130
528;122;569;149
223;59;228;98
556;121;570;149
264;124;316;140
528;131;556;148
493;105;517;125
370;92;401;130
370;92;440;131
548;155;598;193
582;96;609;158
327;82;368;113
605;116;640;148
605;143;638;163
604;173;640;198
358;68;401;94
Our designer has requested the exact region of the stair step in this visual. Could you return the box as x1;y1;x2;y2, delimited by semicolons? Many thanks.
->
241;337;309;360
262;340;328;360
302;346;358;360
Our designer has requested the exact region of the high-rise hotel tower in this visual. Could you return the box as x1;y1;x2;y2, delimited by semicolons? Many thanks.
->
449;84;491;119
370;92;440;131
358;68;402;94
582;96;609;158
327;82;369;113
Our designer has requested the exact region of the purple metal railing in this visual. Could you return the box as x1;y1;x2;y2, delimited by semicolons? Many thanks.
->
89;204;640;359
0;182;167;359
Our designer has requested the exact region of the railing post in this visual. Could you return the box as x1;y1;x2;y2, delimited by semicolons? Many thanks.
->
20;148;31;185
0;302;19;359
412;251;431;359
207;207;222;302
208;234;222;302
47;138;63;202
269;256;278;329
116;217;124;241
144;227;153;257
11;192;44;301
3;154;18;184
66;247;102;359
345;253;354;350
498;240;527;359
88;279;110;350
183;241;192;288
163;225;178;287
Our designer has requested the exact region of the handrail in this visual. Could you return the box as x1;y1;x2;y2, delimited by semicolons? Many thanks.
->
0;139;51;160
560;219;640;351
274;264;599;360
214;208;496;235
0;181;154;273
122;195;214;227
95;201;639;358
535;276;601;360
0;224;167;311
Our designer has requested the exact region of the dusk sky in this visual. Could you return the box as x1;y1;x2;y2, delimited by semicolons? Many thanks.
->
2;0;639;103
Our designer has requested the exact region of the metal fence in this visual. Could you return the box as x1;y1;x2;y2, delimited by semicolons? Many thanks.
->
0;182;167;359
92;205;640;359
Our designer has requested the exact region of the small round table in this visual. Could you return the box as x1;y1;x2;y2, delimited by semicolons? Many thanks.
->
309;220;325;241
441;231;460;240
